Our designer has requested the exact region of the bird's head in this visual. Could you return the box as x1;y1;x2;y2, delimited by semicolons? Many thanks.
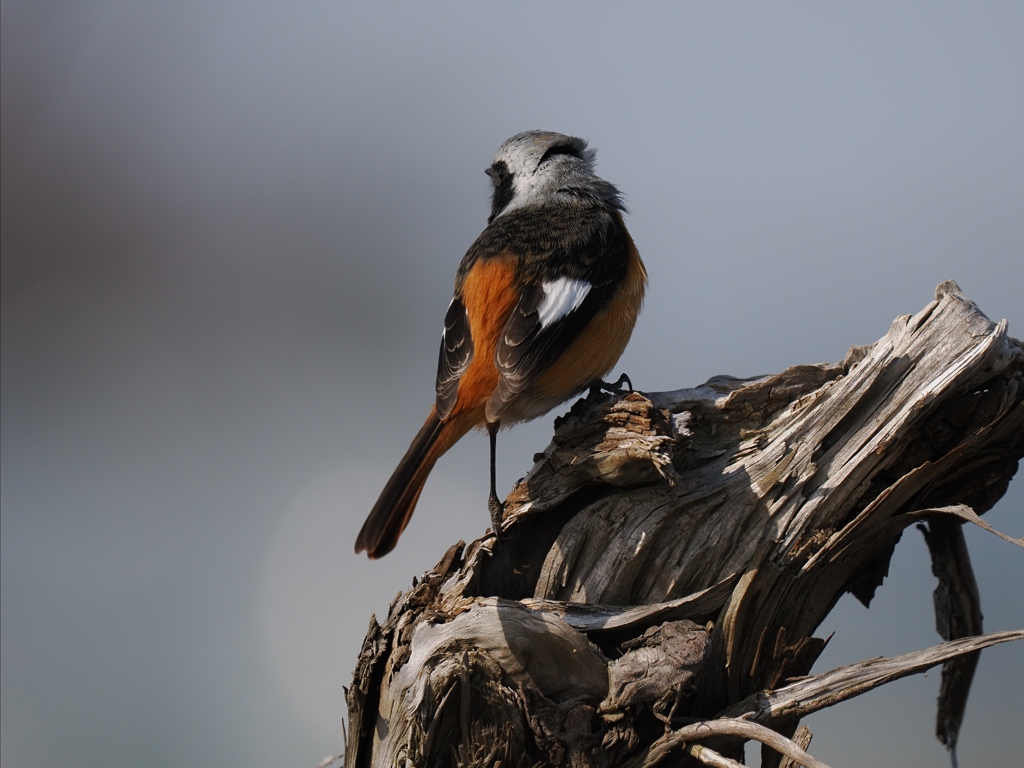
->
485;130;624;222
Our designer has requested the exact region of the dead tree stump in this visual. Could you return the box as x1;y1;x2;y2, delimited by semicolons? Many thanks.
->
344;282;1023;768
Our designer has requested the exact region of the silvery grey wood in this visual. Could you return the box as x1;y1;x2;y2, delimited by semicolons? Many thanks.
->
345;282;1022;767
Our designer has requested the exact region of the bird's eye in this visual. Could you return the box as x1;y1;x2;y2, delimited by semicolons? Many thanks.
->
486;161;510;183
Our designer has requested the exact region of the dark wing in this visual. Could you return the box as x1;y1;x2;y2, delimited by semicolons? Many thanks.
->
484;207;633;422
451;204;631;422
487;276;616;421
435;296;473;420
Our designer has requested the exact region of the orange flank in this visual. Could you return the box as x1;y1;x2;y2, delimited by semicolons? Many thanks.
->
454;256;519;413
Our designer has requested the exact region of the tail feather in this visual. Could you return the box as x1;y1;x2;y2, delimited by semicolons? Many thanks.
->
355;408;475;558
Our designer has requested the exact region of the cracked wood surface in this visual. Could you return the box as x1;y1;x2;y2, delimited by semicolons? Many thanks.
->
345;283;1023;767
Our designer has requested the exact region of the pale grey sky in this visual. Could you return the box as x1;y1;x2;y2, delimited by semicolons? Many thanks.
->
2;3;1022;766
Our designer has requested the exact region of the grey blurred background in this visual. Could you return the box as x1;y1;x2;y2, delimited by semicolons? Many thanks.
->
2;2;1022;766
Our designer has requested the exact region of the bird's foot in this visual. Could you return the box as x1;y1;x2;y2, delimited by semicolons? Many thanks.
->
586;372;634;401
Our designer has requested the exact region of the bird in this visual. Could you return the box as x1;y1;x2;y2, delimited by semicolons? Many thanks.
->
355;130;647;558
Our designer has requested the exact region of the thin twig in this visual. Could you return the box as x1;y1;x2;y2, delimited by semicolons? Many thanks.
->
724;630;1024;724
631;718;830;768
686;743;746;768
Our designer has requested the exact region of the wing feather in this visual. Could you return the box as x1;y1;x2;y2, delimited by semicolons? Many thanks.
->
435;297;473;420
488;277;614;420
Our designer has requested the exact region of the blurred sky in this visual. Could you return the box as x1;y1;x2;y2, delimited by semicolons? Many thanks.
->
2;2;1022;767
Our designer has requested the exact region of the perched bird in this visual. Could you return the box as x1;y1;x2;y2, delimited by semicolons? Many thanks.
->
355;130;646;558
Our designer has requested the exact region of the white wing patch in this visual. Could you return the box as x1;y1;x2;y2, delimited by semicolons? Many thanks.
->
536;277;592;329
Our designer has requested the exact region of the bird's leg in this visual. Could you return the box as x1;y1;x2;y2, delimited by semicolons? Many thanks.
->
486;420;505;541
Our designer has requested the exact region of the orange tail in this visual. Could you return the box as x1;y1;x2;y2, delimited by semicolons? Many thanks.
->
355;407;477;558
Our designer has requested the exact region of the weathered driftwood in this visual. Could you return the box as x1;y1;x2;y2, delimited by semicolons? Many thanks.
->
345;282;1023;767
